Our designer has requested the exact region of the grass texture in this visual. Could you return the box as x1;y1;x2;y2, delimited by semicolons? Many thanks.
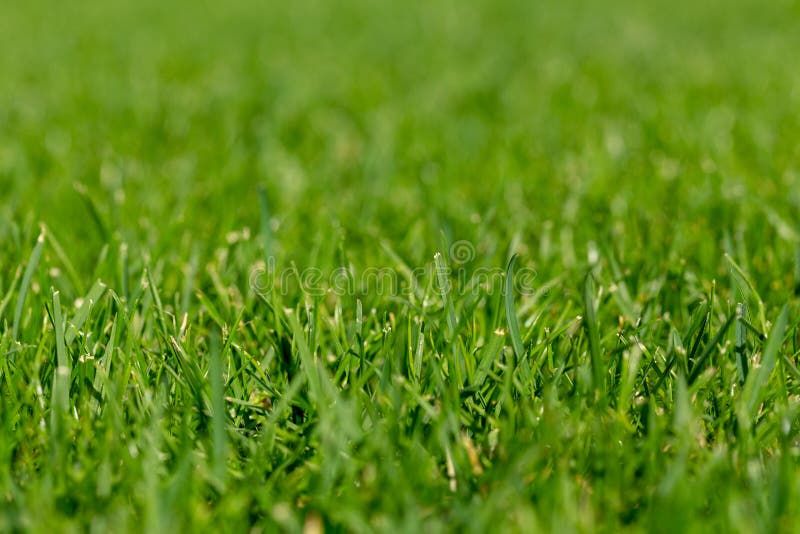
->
1;0;800;531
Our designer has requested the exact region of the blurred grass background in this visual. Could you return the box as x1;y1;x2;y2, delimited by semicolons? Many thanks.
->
2;0;798;277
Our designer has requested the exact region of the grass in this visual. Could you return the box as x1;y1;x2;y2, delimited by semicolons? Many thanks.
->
1;0;800;531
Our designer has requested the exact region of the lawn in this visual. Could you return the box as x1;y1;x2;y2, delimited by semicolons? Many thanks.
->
1;0;800;531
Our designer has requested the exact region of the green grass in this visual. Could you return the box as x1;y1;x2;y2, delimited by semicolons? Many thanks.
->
1;0;800;531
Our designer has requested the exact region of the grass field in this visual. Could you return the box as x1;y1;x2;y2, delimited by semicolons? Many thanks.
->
2;0;800;531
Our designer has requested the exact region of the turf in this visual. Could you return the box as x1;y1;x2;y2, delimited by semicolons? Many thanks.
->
1;0;800;531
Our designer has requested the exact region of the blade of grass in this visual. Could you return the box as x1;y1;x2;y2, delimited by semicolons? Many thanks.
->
209;332;228;484
286;309;322;404
13;231;45;340
735;302;749;385
505;254;525;361
725;254;767;332
65;280;107;344
742;305;789;419
50;289;71;465
74;182;110;242
146;267;172;336
434;252;457;341
583;271;603;392
688;312;735;384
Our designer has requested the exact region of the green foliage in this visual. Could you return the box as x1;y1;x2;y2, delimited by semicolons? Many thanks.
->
1;0;800;531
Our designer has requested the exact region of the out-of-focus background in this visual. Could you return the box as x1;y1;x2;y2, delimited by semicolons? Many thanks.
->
2;0;798;280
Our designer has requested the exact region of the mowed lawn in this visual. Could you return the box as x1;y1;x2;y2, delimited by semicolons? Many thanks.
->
1;0;800;531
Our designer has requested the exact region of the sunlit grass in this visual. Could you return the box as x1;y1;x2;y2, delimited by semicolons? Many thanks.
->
1;0;800;531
